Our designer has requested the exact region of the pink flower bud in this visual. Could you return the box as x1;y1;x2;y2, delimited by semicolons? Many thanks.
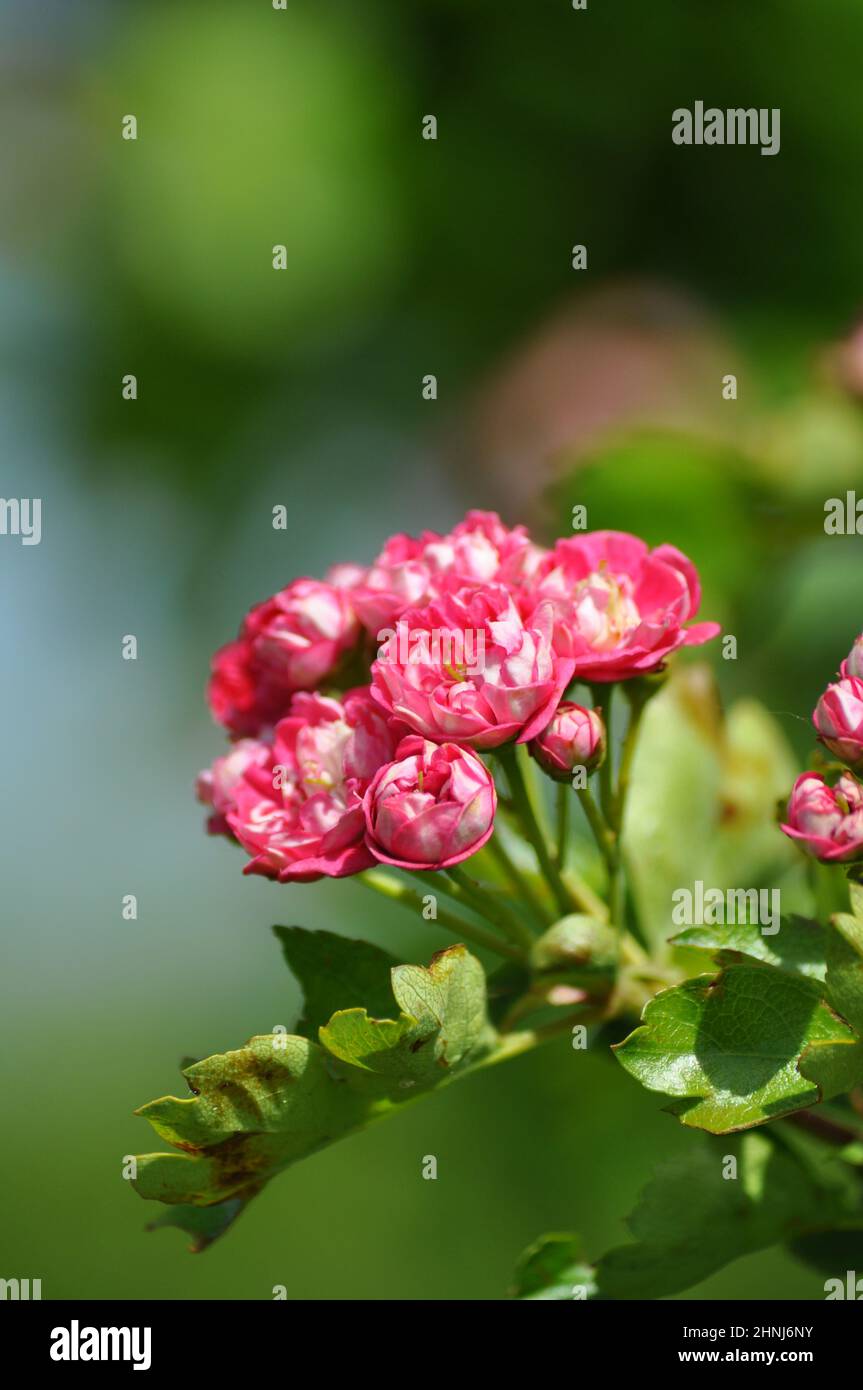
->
813;677;863;769
363;736;496;870
841;634;863;680
781;771;863;863
529;702;606;781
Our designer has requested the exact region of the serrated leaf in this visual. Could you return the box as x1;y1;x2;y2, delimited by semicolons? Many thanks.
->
132;945;494;1247
511;1233;597;1301
595;1132;863;1300
670;915;827;982
273;925;400;1038
320;947;492;1082
613;962;858;1133
145;1198;247;1253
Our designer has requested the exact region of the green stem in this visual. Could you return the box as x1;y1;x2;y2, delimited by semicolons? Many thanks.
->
486;1004;607;1063
614;692;648;828
576;784;615;872
484;833;553;927
560;866;609;921
555;782;570;868
594;683;615;824
360;869;523;962
445;865;536;952
497;745;574;918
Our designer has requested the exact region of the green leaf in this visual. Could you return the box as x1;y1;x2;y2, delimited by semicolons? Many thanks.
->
132;945;494;1247
613;962;859;1133
622;674;800;960
797;915;863;1096
320;947;492;1082
273;925;400;1038
826;914;863;1034
145;1198;247;1253
511;1233;597;1301
670;915;827;982
847;876;863;923
595;1132;863;1300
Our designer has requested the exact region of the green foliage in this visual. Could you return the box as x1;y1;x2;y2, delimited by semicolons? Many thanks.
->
514;1131;863;1300
511;1234;597;1301
621;672;799;962
670;914;827;981
613;963;859;1133
132;940;494;1249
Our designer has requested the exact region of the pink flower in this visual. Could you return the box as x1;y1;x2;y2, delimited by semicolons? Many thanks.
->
207;639;289;738
326;561;368;590
813;677;863;769
352;511;540;634
225;688;396;881
370;584;576;750
208;579;360;736
529;702;606;781
351;532;434;635
781;771;863;863
841;634;863;681
363;736;496;870
524;530;719;682
196;738;273;836
425;510;538;589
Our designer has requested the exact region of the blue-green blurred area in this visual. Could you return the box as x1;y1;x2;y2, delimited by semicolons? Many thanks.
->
2;0;862;1299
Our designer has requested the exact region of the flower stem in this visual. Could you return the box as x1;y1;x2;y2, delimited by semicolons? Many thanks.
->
614;690;648;828
576;784;615;871
444;865;537;952
360;869;524;962
555;783;570;868
594;683;616;824
484;832;553;927
496;745;574;919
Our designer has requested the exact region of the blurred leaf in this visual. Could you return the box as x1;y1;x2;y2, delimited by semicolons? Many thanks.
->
623;672;799;961
546;433;756;605
706;697;799;888
100;4;405;359
511;1233;597;1301
595;1133;863;1300
613;963;859;1133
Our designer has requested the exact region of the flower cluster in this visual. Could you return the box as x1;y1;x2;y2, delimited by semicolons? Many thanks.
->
782;633;863;863
198;512;719;880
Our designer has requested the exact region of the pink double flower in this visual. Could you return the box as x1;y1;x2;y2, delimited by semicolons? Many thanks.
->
523;530;719;682
370;584;575;750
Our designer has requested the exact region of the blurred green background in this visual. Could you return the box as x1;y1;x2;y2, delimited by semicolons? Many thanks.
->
2;0;863;1300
